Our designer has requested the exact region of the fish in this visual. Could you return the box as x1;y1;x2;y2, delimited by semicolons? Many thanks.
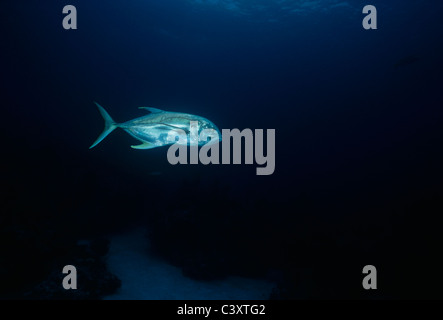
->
89;102;221;149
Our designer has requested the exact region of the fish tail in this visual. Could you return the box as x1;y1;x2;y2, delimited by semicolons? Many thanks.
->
89;102;118;149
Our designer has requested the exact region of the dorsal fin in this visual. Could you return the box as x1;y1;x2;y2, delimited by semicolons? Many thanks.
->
139;107;164;113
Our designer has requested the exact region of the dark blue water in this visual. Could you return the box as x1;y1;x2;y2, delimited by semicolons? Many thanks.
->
1;0;443;299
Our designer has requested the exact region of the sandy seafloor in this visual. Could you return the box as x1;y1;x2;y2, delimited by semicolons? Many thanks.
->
104;229;275;300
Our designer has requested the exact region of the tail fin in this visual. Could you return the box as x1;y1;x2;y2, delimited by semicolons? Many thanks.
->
89;102;118;149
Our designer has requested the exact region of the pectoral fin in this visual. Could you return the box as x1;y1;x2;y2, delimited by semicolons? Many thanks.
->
159;123;190;134
131;142;156;149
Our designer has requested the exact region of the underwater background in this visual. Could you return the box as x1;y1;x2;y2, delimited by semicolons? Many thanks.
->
1;0;443;299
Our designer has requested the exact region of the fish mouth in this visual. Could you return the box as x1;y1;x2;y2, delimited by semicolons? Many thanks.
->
197;124;222;146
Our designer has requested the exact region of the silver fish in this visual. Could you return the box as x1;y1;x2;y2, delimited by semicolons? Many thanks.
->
90;102;221;149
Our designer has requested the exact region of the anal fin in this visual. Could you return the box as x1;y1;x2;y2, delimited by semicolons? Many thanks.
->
131;142;156;149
